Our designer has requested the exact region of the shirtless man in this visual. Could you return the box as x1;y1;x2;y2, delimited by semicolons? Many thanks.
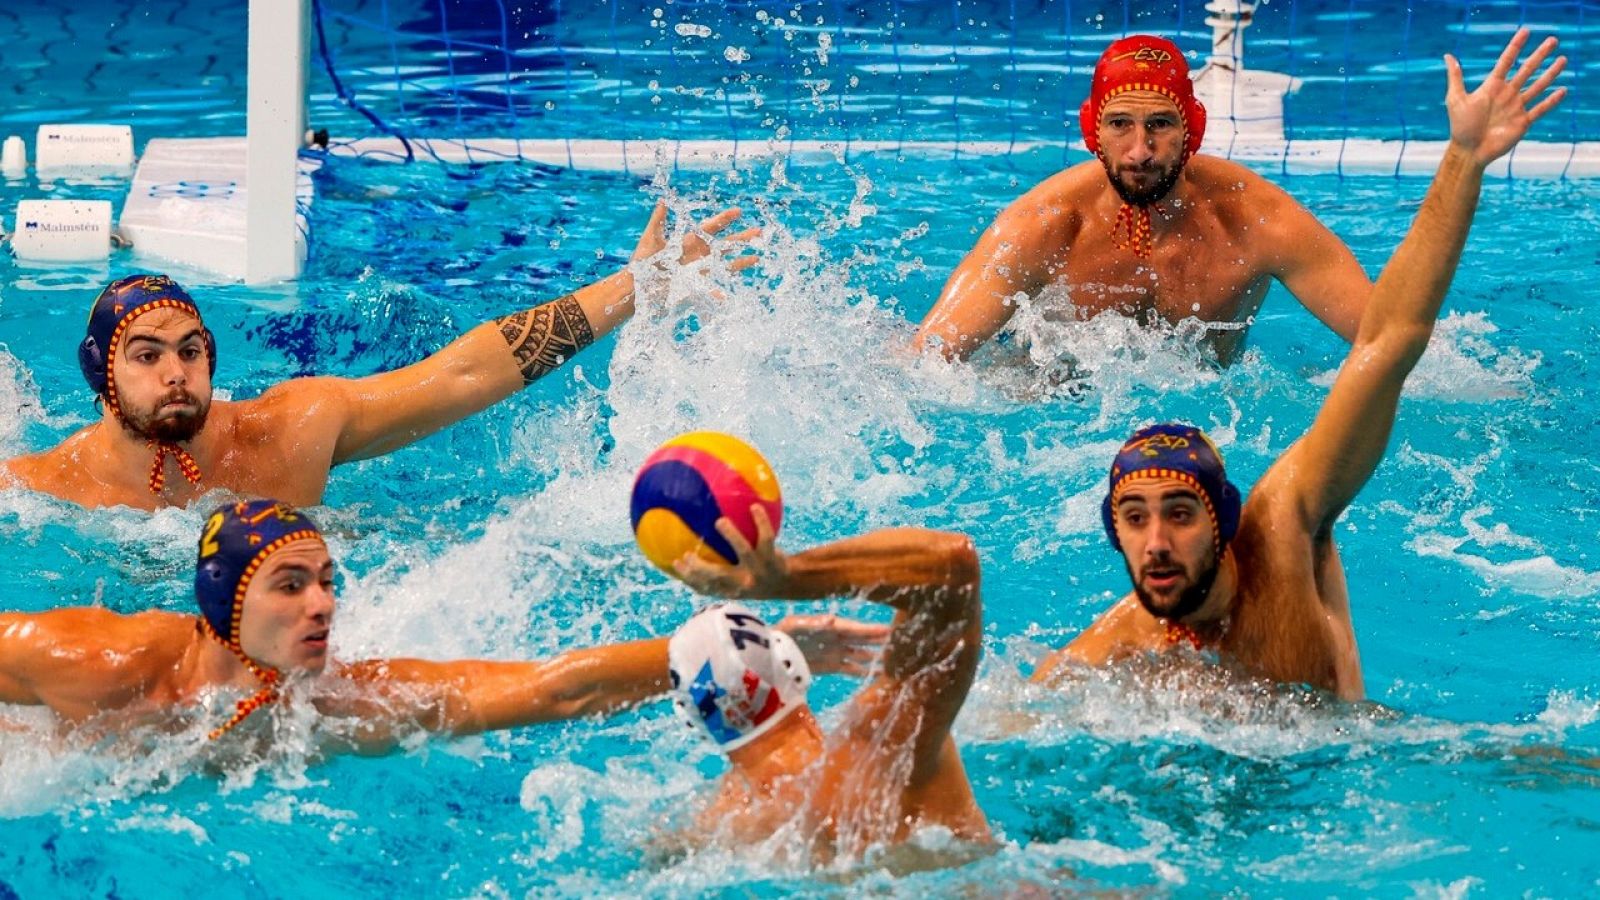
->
673;511;989;857
1;204;753;510
1031;30;1567;698
0;498;882;749
915;34;1372;364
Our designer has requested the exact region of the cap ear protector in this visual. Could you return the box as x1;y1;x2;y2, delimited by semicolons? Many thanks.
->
79;328;216;397
1101;478;1241;552
768;629;812;700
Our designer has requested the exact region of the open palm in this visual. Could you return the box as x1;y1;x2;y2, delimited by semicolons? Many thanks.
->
1445;28;1567;166
632;202;760;268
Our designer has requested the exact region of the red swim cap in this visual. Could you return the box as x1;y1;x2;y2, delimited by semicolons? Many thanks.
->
1079;35;1207;162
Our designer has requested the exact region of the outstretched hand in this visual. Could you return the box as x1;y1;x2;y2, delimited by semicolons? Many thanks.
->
632;202;760;271
774;613;888;677
674;505;786;599
1445;28;1567;167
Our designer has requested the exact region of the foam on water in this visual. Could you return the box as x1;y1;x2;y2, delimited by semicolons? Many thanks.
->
2;152;1599;894
1409;530;1600;601
970;636;1600;758
0;346;45;458
1003;285;1228;403
1310;311;1540;402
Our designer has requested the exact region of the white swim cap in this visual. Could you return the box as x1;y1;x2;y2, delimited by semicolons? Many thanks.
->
667;603;812;752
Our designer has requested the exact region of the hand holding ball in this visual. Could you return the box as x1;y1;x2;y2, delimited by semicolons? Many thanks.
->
631;432;783;576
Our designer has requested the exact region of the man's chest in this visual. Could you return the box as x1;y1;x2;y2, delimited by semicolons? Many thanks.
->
1050;223;1269;322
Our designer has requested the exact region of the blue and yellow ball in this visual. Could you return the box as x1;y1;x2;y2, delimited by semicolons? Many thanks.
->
630;432;783;574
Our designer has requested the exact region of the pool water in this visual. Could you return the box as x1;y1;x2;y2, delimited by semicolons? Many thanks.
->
4;1;1600;896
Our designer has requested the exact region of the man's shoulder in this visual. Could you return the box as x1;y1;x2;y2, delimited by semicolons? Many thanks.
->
1185;155;1314;221
986;163;1102;250
228;377;351;434
1;607;191;672
2;427;95;493
1013;161;1106;211
1093;592;1159;641
238;376;343;410
1;607;192;709
8;606;188;638
1037;593;1156;674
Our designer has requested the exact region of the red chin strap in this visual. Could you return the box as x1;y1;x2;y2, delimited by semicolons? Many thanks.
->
1165;619;1208;650
199;612;282;740
148;441;204;495
1111;203;1161;260
1079;36;1207;259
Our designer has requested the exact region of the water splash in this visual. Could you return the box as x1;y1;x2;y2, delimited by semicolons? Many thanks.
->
0;344;45;457
1310;312;1539;402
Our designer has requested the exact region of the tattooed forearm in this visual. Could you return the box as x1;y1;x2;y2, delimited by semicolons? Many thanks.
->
496;295;597;386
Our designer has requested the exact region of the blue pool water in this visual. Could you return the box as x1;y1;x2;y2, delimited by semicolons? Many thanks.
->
4;1;1600;896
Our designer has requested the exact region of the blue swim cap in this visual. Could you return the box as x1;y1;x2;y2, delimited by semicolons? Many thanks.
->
193;499;324;740
78;273;216;403
1101;423;1241;554
195;499;324;647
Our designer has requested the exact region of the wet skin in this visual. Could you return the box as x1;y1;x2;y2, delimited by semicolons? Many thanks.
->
676;515;992;857
1;204;759;511
1032;30;1570;701
235;538;337;675
916;91;1373;364
1114;478;1218;620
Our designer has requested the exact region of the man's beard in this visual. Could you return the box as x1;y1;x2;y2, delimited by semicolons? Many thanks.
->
1127;555;1217;623
119;390;210;443
1103;156;1183;207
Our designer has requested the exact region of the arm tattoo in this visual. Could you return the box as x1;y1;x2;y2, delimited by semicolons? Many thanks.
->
496;294;596;386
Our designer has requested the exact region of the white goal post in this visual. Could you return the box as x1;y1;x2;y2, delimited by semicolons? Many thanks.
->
245;0;311;284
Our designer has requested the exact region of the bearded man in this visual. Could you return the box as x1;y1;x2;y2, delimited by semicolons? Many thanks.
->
2;204;753;509
1032;30;1567;697
914;35;1373;364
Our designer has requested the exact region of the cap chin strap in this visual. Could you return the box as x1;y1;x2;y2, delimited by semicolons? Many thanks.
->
148;440;204;494
1164;617;1226;650
200;618;281;740
1111;202;1162;259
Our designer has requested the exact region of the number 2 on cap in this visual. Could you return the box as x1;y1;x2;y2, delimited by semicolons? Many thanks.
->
199;512;224;558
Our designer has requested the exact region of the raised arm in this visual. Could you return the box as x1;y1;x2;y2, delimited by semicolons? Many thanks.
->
678;510;982;785
913;192;1059;361
323;204;756;464
1267;30;1566;533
